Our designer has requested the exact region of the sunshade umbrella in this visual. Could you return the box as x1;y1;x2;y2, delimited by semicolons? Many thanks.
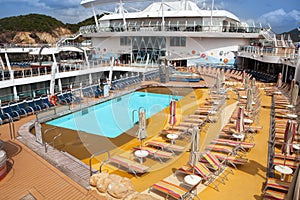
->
251;78;256;92
246;88;253;111
189;126;200;169
236;106;245;133
220;69;225;84
215;72;221;93
244;75;250;90
281;120;296;165
291;84;298;106
276;73;282;88
169;99;177;127
251;77;256;88
137;109;147;148
242;71;246;85
286;163;300;200
289;79;295;96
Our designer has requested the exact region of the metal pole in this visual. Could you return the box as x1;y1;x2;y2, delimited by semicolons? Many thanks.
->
8;120;13;140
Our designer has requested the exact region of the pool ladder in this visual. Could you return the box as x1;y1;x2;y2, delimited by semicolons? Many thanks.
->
43;127;62;153
132;107;146;125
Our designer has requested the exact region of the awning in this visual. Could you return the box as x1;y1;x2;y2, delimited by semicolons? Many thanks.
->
80;0;153;8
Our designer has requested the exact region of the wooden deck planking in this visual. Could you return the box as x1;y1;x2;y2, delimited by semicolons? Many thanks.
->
17;121;92;189
0;116;99;200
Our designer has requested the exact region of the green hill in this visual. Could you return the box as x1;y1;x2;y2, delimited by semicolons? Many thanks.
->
0;13;105;34
0;14;65;33
0;14;101;44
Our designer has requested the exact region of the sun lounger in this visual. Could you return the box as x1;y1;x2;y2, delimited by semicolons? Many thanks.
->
183;118;204;124
206;144;237;154
273;157;299;169
133;146;173;162
168;125;190;132
194;109;216;115
150;179;198;200
264;177;290;192
179;122;198;127
146;140;185;154
176;162;219;190
209;152;248;169
263;188;287;200
211;138;255;149
188;114;208;119
274;153;300;161
107;155;149;176
202;151;233;179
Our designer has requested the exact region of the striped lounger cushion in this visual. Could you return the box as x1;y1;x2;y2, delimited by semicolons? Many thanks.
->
109;155;149;173
264;189;286;200
152;180;188;199
146;140;185;152
133;146;173;159
266;178;290;192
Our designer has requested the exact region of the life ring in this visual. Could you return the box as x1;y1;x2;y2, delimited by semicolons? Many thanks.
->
201;53;206;58
223;58;229;64
49;95;57;106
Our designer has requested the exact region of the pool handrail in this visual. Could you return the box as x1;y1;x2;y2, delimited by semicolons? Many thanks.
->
43;127;62;153
89;150;109;176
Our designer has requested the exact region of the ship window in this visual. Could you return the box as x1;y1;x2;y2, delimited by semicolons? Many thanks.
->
170;37;186;47
120;37;131;46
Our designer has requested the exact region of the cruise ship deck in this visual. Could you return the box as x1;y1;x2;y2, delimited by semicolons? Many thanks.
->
0;72;298;199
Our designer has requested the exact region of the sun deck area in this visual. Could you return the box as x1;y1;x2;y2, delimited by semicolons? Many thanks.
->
0;68;299;199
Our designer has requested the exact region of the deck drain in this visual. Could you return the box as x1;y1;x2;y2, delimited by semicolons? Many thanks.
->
20;193;36;200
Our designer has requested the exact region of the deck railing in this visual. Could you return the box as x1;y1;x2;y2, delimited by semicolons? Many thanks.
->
239;45;298;60
266;95;275;178
79;23;262;34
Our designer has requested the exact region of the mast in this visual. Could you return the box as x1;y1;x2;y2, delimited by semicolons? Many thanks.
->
91;3;99;31
119;0;127;30
161;0;165;31
210;0;214;31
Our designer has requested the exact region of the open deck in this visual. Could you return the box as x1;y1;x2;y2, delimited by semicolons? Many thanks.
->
0;74;296;199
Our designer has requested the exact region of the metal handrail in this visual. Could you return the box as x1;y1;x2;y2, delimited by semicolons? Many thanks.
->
43;127;62;153
89;150;109;176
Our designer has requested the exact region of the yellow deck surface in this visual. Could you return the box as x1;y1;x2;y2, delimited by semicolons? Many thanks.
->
0;81;272;199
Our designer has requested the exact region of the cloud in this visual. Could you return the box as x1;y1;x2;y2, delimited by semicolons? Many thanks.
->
257;9;300;32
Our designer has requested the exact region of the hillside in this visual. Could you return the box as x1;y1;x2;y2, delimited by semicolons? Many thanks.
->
281;28;300;42
0;14;98;45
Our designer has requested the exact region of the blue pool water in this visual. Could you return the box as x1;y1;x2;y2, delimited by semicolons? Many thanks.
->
46;91;182;138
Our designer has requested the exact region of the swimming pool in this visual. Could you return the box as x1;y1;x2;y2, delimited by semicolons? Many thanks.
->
170;71;203;82
46;91;182;138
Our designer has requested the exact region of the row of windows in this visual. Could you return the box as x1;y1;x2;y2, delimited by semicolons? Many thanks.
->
120;37;186;47
170;37;186;47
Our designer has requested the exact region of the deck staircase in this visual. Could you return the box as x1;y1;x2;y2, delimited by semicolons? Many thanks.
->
260;29;276;42
56;32;82;47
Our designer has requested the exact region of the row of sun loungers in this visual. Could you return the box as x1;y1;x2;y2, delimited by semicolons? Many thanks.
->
149;85;256;198
106;155;149;177
202;79;263;172
101;83;258;199
0;95;56;124
262;81;299;200
101;139;187;177
110;71;159;90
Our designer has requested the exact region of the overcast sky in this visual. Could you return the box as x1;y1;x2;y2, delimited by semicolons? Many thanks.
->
0;0;299;33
